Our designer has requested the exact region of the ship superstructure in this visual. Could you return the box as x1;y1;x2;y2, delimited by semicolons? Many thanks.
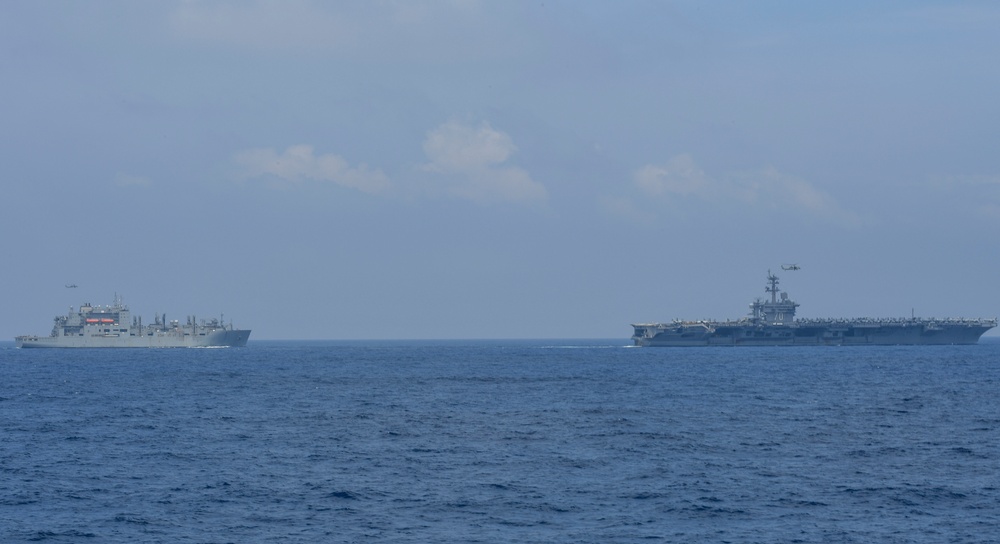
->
632;271;996;346
16;295;250;348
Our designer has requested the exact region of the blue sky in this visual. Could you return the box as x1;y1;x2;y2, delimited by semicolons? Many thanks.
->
3;1;999;339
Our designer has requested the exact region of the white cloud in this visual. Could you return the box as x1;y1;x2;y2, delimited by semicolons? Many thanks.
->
630;154;861;227
634;154;711;197
235;145;390;194
231;122;543;204
424;120;514;171
736;167;861;227
420;120;546;204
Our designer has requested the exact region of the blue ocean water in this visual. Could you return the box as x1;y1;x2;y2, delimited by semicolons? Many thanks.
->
2;339;1000;543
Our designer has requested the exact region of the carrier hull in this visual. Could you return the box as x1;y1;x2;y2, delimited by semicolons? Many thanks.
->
632;270;996;347
633;322;993;347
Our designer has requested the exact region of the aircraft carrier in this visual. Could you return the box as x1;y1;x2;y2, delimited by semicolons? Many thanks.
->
632;270;996;346
15;295;250;348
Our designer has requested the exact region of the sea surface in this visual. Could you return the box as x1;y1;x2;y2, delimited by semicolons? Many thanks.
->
2;339;1000;543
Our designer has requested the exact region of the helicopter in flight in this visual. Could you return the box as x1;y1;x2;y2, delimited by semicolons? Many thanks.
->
780;264;800;271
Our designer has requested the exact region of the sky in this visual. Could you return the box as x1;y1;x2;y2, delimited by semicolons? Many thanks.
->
3;1;1000;340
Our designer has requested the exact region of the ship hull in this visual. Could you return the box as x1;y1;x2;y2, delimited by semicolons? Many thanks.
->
16;329;250;348
633;323;992;347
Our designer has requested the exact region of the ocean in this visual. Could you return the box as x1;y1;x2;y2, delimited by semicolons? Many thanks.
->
2;339;999;543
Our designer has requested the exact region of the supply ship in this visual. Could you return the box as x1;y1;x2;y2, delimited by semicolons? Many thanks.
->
15;295;250;348
632;270;996;346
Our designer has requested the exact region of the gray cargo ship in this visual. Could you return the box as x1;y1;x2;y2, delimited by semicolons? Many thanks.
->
16;295;250;348
632;270;996;346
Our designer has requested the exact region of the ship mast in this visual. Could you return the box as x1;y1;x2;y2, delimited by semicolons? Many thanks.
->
766;270;780;303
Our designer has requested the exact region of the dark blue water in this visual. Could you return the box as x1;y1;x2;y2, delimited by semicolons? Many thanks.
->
3;339;1000;543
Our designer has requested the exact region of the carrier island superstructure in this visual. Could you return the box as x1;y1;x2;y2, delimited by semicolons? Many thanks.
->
15;295;250;348
632;271;996;346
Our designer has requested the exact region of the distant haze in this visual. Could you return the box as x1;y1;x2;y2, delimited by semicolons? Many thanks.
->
3;1;999;340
